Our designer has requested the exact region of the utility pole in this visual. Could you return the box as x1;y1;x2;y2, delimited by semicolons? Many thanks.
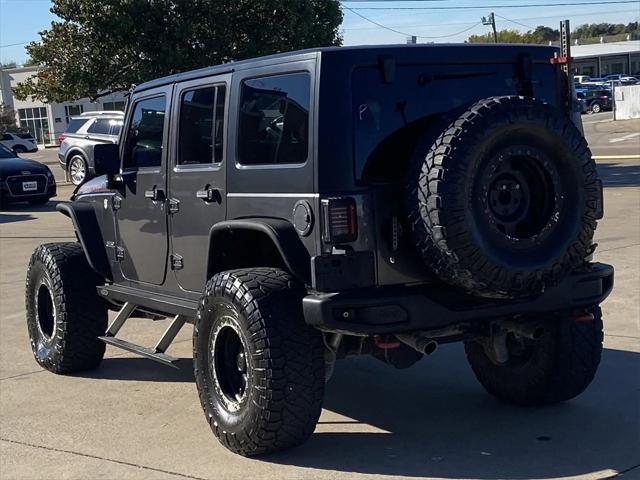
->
482;12;498;43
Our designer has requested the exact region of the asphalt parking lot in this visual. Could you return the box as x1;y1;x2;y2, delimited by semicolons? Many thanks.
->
1;117;638;480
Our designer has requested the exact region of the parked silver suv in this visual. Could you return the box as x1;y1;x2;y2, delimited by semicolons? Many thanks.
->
58;111;124;185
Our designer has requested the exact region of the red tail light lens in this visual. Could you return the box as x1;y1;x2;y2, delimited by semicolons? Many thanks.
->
322;197;358;244
58;134;66;144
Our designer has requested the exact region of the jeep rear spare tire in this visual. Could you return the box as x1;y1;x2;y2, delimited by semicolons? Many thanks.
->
407;96;601;298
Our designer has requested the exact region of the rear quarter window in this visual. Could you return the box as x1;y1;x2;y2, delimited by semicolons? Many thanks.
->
65;118;88;134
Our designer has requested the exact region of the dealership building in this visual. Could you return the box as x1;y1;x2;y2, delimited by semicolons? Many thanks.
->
0;65;126;146
572;39;640;77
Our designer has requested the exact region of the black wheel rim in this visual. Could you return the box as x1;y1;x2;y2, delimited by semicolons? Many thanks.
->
210;319;249;412
36;282;55;340
478;145;562;247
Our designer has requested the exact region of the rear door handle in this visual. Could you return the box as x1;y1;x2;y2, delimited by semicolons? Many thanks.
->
196;187;220;203
145;187;164;201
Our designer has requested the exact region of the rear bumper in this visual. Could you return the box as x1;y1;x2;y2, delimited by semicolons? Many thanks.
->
58;152;67;170
302;263;614;334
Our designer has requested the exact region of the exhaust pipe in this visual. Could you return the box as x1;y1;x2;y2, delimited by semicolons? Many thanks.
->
396;333;438;355
503;321;545;340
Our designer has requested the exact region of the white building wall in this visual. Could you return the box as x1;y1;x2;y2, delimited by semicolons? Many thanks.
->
1;66;126;146
614;85;640;120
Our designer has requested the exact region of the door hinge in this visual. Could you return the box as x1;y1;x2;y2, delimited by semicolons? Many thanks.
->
168;198;180;214
116;246;125;261
170;254;183;270
112;195;122;211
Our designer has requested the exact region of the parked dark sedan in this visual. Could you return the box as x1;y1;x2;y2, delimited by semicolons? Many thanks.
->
0;144;56;207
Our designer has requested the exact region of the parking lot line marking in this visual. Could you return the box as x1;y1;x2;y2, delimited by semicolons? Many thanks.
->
592;155;640;160
609;132;640;143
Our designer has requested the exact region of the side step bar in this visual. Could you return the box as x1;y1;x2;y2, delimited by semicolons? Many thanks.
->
99;301;189;368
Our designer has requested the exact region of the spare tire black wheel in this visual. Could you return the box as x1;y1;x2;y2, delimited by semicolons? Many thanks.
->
407;96;602;298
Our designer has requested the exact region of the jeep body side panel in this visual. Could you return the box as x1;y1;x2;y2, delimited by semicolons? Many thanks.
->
208;219;311;284
224;57;322;276
57;201;113;280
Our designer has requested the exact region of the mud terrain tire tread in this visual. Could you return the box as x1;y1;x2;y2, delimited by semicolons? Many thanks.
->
464;307;603;406
25;242;107;373
407;96;600;298
193;267;324;456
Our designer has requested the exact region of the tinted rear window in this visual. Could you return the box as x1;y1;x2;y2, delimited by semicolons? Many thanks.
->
65;118;88;133
87;118;112;135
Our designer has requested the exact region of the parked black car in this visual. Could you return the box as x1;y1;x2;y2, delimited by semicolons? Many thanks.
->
0;144;56;207
25;44;612;456
576;88;612;113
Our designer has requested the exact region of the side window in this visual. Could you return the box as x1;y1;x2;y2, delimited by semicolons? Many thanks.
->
87;118;112;135
122;96;166;169
109;120;123;136
238;72;310;166
177;85;226;165
1;134;12;141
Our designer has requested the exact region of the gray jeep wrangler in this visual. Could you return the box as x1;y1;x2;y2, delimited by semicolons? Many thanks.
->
25;43;613;456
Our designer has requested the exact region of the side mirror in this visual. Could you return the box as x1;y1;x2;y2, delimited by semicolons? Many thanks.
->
94;143;120;176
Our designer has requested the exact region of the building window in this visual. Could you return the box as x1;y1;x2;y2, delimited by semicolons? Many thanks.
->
18;107;50;144
102;101;126;112
237;73;310;166
64;105;83;123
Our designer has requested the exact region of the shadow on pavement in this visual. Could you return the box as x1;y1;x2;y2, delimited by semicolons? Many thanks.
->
0;199;66;216
77;343;640;479
81;357;194;383
0;213;35;224
265;344;640;479
597;162;640;188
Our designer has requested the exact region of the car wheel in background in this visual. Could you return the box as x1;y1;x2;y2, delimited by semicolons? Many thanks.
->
590;102;601;114
12;145;27;154
68;154;88;186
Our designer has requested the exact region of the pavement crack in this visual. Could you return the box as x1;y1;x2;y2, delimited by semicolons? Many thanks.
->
596;242;640;254
0;438;209;480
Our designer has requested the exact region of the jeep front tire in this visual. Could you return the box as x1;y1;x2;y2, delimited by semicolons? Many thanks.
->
25;243;108;373
193;268;325;456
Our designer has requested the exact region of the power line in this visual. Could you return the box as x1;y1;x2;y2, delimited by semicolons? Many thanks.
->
343;8;640;31
494;14;536;30
344;1;640;11
0;41;32;49
342;6;482;39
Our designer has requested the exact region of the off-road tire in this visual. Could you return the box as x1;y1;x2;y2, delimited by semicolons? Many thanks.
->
407;96;601;298
25;243;107;373
464;307;603;406
193;268;325;456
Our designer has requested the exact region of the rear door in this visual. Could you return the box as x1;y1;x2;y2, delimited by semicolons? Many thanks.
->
114;86;171;285
168;75;230;292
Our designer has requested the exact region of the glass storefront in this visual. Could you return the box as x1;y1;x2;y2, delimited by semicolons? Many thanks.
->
18;107;52;144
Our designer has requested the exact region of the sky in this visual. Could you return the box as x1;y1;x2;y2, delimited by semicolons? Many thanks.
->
1;0;639;65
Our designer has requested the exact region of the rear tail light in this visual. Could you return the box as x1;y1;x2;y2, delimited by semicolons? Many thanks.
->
322;197;358;244
58;134;65;144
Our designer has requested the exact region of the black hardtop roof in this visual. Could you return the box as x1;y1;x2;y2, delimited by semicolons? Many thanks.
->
134;43;558;93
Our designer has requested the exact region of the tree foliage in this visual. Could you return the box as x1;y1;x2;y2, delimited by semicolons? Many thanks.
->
14;0;343;102
467;22;638;44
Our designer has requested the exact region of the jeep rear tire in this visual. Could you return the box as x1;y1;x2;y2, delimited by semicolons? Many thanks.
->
407;96;601;298
25;243;108;373
464;308;603;406
193;268;325;456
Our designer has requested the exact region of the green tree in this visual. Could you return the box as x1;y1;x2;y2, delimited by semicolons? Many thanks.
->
14;0;342;102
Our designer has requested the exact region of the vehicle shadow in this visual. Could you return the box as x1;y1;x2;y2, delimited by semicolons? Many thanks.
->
0;199;66;215
0;213;35;224
81;357;194;383
264;344;640;479
597;162;640;188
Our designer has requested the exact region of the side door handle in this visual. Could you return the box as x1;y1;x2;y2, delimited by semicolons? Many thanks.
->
145;187;164;201
196;186;221;203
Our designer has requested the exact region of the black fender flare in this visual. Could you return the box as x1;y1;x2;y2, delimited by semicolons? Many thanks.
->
208;218;311;284
56;203;112;281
